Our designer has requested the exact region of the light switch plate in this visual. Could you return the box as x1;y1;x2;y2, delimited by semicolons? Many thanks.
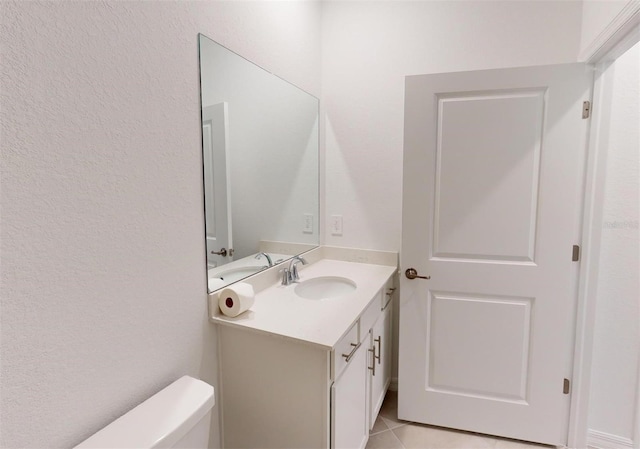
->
331;215;343;236
303;214;314;234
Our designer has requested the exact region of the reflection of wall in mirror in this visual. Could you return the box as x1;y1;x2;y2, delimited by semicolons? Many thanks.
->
199;37;319;262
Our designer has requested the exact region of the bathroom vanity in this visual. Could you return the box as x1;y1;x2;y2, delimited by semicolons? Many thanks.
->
209;249;397;449
198;32;394;449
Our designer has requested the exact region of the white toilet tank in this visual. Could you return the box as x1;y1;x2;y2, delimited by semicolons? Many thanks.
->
75;376;215;448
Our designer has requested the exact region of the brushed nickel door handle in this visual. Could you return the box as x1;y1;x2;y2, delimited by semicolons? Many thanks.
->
211;248;228;257
405;268;430;280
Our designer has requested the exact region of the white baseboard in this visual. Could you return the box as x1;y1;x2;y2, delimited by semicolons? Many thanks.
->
389;377;398;392
587;429;634;449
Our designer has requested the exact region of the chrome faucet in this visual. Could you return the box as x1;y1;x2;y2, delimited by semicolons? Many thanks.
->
255;252;273;267
282;256;308;285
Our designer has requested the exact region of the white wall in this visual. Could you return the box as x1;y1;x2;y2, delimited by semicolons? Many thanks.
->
588;41;640;446
0;1;320;448
321;0;583;252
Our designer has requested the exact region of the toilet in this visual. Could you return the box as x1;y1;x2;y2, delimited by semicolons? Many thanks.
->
75;376;215;448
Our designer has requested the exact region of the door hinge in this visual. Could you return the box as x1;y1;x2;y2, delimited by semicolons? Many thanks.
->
582;101;591;119
563;378;571;395
572;245;580;262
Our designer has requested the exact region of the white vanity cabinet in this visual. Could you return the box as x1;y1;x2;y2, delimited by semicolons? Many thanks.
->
368;296;392;428
216;272;396;449
331;281;395;448
361;278;394;431
331;331;368;449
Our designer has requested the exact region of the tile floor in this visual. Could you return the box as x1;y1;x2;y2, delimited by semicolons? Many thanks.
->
366;391;557;449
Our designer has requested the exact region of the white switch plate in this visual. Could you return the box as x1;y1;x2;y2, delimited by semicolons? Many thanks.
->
331;215;343;236
303;214;313;234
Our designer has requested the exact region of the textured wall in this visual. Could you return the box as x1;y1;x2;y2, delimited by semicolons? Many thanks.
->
0;1;320;448
321;0;583;252
588;41;640;443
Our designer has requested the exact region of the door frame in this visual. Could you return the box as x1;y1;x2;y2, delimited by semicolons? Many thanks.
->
568;8;640;448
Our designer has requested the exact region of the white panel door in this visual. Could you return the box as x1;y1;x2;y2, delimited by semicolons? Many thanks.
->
399;63;592;446
202;102;232;267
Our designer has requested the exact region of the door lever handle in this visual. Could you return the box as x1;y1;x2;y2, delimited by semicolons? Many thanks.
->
211;248;228;257
405;268;430;280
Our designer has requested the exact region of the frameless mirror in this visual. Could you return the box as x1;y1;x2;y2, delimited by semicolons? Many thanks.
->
198;34;319;293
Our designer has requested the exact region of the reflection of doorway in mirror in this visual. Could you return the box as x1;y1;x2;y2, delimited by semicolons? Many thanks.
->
202;102;232;268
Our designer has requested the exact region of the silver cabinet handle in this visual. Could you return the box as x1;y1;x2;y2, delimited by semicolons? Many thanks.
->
342;342;361;362
368;348;376;376
375;336;381;364
382;291;393;311
382;288;396;311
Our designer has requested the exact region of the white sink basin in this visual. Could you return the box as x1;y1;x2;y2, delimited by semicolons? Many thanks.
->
217;266;265;283
294;276;357;300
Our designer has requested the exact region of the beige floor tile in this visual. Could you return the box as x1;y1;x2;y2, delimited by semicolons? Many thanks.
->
381;415;408;430
372;415;390;435
393;424;497;449
379;390;398;419
366;430;407;449
493;438;553;449
379;390;410;429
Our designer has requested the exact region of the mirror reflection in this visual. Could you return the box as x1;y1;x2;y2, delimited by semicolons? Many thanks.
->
198;34;319;292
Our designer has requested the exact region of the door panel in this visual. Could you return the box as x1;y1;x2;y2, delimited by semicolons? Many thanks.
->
434;90;544;262
399;63;591;446
427;293;532;402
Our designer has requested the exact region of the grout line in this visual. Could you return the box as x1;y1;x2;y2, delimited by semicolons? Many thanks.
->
390;428;408;449
370;428;389;436
369;428;407;449
380;415;408;430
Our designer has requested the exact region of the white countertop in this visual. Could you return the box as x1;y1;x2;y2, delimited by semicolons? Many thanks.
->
210;258;396;350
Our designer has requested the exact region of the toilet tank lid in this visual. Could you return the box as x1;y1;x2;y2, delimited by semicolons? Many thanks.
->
75;376;214;449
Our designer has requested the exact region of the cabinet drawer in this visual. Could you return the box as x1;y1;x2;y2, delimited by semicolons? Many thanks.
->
361;276;394;335
381;277;395;311
360;292;382;337
332;322;359;380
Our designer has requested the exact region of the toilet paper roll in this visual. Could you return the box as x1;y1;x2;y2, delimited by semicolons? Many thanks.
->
218;283;255;317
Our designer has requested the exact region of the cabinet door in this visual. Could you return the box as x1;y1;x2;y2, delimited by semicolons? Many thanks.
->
382;303;392;387
331;340;368;449
369;304;392;428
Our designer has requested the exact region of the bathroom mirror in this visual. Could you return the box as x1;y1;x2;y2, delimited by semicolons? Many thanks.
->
198;34;319;293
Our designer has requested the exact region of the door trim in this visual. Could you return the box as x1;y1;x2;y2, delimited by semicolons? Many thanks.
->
568;28;640;449
579;0;640;63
